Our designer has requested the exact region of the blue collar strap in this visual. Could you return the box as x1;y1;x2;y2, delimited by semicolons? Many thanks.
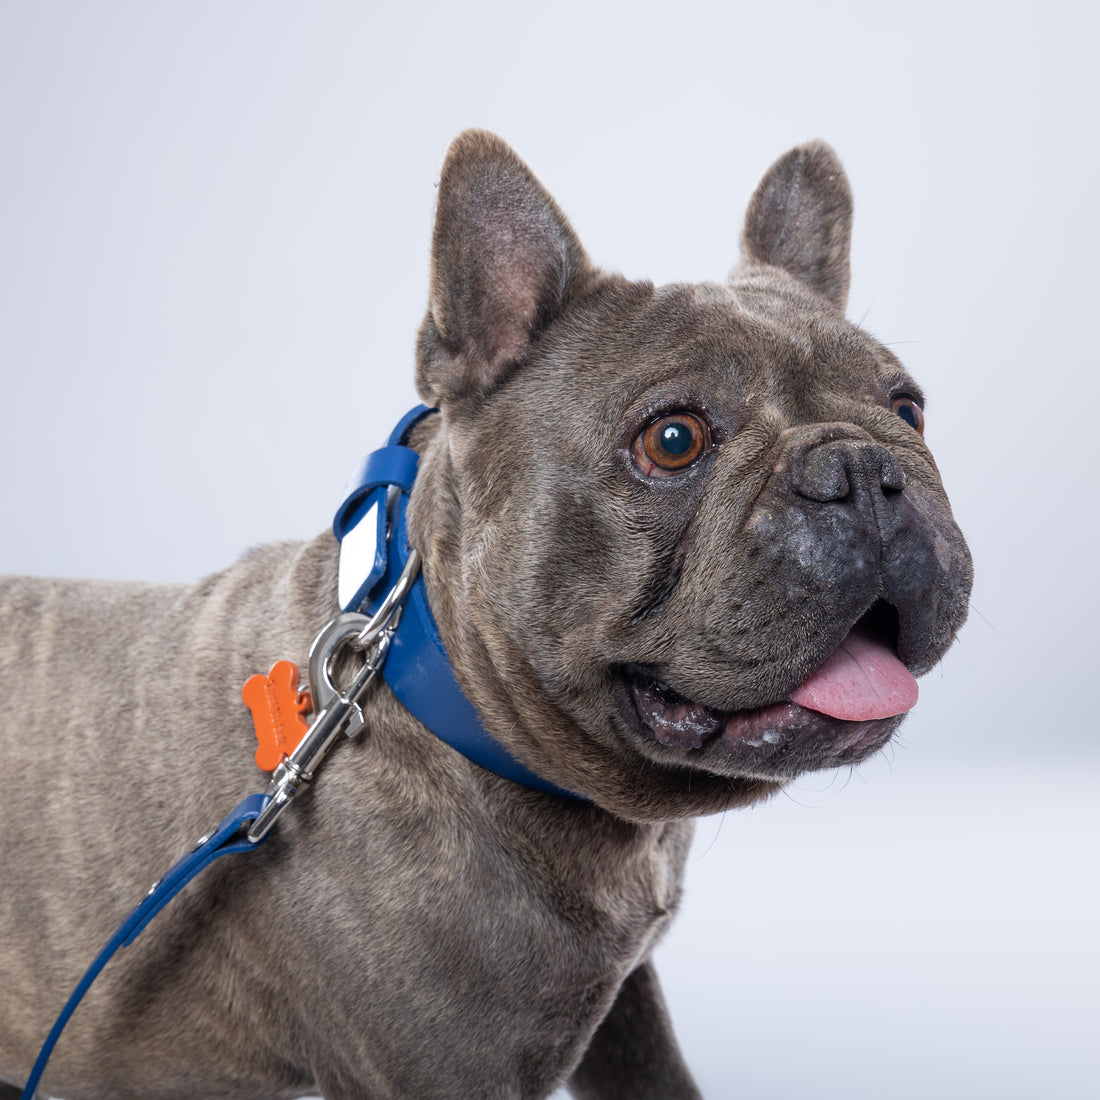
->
334;407;583;802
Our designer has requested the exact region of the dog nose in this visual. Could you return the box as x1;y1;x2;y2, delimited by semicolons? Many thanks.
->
792;438;906;508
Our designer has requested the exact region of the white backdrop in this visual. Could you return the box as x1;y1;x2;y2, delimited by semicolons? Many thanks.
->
2;3;1096;1097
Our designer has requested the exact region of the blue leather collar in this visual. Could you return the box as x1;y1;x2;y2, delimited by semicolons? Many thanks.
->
334;407;583;801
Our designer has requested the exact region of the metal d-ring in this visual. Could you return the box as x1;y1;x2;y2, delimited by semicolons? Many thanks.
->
355;547;422;649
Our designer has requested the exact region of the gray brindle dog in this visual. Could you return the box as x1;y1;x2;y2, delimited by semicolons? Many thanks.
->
0;132;972;1099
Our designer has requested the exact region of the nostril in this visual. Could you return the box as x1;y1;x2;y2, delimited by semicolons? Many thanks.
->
792;446;851;503
879;451;906;495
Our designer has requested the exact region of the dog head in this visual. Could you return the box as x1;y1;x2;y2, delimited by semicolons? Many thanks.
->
407;131;972;821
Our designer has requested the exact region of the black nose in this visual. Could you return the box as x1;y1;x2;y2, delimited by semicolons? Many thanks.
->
791;438;906;534
793;439;905;501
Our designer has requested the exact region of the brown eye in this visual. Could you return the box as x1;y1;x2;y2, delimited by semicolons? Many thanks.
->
634;413;709;475
891;396;925;435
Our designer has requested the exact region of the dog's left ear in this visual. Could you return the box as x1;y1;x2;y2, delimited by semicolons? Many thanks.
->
738;140;853;311
416;131;593;406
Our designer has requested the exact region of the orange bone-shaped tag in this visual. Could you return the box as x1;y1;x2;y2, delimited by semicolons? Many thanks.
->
242;660;312;772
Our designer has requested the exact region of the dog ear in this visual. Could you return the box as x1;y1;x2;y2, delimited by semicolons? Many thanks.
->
416;131;592;405
738;141;853;310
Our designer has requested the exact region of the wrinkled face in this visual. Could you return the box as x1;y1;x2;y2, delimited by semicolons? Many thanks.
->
437;274;971;797
413;130;972;819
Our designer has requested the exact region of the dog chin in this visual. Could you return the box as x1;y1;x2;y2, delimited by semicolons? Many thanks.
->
610;666;901;779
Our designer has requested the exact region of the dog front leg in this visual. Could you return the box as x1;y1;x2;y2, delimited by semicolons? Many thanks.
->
568;960;702;1100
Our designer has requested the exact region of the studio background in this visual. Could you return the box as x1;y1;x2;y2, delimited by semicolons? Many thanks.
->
2;3;1096;1098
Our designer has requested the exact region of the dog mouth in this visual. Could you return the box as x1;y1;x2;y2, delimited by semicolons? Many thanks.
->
611;602;916;776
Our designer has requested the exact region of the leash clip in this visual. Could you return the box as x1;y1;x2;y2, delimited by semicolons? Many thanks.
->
247;547;422;843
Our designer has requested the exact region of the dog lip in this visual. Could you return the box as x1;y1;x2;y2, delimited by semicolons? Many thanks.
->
614;666;725;749
613;663;784;750
611;664;897;772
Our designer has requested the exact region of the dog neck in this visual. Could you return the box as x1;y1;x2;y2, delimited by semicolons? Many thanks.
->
334;406;583;802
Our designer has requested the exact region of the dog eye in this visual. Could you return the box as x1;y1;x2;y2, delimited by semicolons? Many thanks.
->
891;396;925;435
633;414;709;475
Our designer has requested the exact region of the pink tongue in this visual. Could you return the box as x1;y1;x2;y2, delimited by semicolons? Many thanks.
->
788;629;918;721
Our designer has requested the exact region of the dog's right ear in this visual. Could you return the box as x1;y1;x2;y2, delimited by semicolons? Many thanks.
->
738;140;853;311
416;131;592;406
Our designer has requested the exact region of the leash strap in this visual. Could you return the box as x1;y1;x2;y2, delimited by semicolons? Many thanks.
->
20;794;269;1100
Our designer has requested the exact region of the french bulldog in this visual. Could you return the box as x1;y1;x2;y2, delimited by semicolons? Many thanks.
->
0;131;972;1099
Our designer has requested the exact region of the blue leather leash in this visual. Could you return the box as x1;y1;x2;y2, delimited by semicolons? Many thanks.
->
20;406;582;1098
19;796;269;1100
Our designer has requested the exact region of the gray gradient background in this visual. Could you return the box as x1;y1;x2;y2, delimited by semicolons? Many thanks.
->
1;3;1096;1098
